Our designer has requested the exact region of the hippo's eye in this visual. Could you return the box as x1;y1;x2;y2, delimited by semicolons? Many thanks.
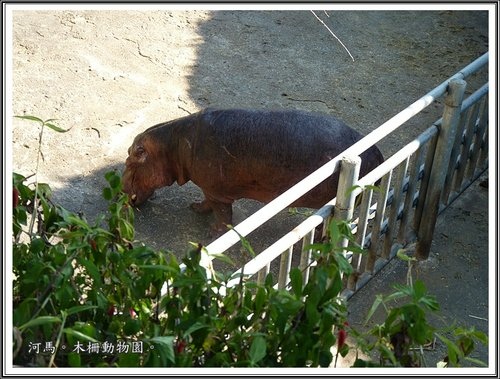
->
135;146;145;156
135;146;147;162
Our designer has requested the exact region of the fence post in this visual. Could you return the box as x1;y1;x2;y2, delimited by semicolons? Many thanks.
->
330;155;361;250
415;79;467;260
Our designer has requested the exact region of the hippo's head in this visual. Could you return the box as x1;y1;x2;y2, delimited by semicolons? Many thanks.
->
122;131;176;206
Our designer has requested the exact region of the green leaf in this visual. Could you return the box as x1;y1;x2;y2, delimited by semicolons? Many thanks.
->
264;273;274;288
319;349;333;367
457;335;475;356
390;283;413;298
419;295;440;311
329;220;341;245
352;358;380;367
107;172;121;189
138;264;179;274
19;315;61;331
364;184;382;193
470;329;488;345
383;289;407;303
63;328;99;343
305;294;321;325
210;253;235;266
63;213;90;230
346;184;362;196
289;268;302;298
148;336;175;364
365;294;384;324
254;287;266;314
239;234;256;258
65;305;98;317
119;219;134;240
45;121;70;133
435;333;462;367
15;115;44;123
412;280;427;301
123;319;142;336
13;298;36;327
378;343;398;365
67;352;81;367
118;352;140;367
183;322;208;337
334;252;353;276
396;248;414;262
37;183;52;199
105;170;119;183
249;335;266;364
463;356;488;367
102;187;113;201
30;237;46;255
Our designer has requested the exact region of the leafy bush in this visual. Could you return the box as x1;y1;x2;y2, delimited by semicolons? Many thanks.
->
12;171;355;367
348;252;488;368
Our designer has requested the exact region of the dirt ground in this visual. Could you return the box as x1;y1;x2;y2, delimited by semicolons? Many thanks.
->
10;8;490;368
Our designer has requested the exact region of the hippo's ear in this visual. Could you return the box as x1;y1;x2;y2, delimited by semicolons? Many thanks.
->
134;145;148;163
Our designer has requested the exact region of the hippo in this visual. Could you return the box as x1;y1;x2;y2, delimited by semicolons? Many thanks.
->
122;108;384;234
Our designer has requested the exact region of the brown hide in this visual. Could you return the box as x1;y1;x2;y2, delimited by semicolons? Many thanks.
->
123;108;384;233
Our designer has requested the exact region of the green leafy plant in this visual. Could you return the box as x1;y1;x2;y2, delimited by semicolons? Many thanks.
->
12;169;359;367
14;116;70;239
348;249;488;367
13;171;168;367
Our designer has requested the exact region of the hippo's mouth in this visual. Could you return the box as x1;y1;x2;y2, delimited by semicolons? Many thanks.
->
127;190;153;207
123;166;165;206
122;170;147;206
130;194;138;205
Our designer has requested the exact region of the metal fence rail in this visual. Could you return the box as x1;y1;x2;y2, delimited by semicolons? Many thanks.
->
202;53;488;297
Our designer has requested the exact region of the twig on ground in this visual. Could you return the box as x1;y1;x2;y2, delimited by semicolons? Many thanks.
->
310;10;355;62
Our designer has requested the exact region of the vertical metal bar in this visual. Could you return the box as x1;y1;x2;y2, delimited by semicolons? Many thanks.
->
278;246;293;289
465;96;488;182
347;187;373;291
365;171;392;273
355;189;373;261
399;148;424;244
477;128;488;169
452;101;481;192
383;159;408;259
416;79;467;260
413;129;438;234
299;229;314;286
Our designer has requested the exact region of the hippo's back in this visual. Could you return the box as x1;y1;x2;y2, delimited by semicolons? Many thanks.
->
197;108;363;167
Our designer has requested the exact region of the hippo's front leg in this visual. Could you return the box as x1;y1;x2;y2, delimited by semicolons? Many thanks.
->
210;201;233;236
190;199;213;214
190;194;233;236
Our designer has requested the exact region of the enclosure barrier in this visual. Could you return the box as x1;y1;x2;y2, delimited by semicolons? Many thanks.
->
201;53;488;298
